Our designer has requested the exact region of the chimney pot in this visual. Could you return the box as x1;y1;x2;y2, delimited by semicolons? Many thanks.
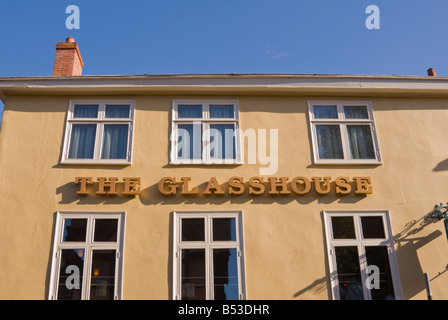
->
427;68;437;76
52;38;84;76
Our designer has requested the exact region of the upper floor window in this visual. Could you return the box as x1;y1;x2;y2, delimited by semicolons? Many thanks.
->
171;100;241;164
61;100;135;165
308;101;381;164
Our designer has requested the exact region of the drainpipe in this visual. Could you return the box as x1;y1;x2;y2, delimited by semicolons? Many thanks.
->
424;273;432;300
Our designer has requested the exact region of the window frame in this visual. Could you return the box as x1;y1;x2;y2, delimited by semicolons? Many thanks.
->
172;211;246;300
308;101;381;165
171;100;242;165
61;100;135;165
48;211;126;300
323;210;402;300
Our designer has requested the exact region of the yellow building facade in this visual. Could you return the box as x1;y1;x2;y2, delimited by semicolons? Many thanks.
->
0;41;448;300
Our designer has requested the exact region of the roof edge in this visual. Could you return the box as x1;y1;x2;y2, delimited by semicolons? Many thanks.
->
1;73;447;82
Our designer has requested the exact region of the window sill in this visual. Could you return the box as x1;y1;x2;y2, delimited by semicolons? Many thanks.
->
170;160;243;166
60;160;132;166
313;160;382;166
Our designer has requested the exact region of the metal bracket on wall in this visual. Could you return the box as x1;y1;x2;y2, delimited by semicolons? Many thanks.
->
431;203;448;243
431;203;448;220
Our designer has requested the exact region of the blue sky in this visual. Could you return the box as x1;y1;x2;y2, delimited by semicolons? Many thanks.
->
0;1;442;297
1;0;448;77
0;0;448;120
0;0;448;118
0;0;448;77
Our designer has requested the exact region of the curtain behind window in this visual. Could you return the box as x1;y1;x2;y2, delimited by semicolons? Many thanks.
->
73;105;98;118
68;124;97;159
316;125;344;159
347;125;375;159
178;105;202;118
177;124;202;159
105;105;130;118
344;106;368;119
313;106;338;119
209;105;234;118
101;124;129;159
210;124;235;159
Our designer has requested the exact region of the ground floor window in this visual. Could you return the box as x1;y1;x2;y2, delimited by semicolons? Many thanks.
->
323;210;402;300
172;211;246;300
48;211;125;300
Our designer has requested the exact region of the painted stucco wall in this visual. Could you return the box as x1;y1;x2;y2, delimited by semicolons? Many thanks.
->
0;94;447;299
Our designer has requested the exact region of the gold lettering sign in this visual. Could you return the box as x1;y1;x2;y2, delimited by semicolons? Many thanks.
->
75;177;142;196
290;176;311;195
75;177;92;195
75;176;373;197
123;177;142;195
157;176;372;196
229;176;245;195
158;177;178;195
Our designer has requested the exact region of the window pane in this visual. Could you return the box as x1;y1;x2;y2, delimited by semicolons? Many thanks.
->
105;105;130;118
73;105;98;118
209;124;236;160
313;106;338;119
213;218;236;241
209;105;234;118
181;249;206;300
94;219;118;242
344;106;369;119
335;246;364;300
365;246;395;300
57;249;84;300
68;124;96;159
316;125;343;159
331;216;356;239
63;219;87;242
347;125;375;159
213;248;239;300
101;124;129;159
90;250;116;300
177;124;202;160
182;218;205;241
361;216;385;239
178;105;203;118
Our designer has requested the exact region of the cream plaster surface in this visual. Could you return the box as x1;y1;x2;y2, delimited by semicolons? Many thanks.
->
0;94;447;299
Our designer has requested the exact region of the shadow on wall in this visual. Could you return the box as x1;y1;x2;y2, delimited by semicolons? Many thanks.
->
292;276;330;299
292;210;443;300
433;158;448;172
56;181;135;205
292;211;333;300
393;210;442;300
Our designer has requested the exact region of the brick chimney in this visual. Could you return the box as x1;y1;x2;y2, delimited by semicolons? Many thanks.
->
52;38;84;76
427;68;437;77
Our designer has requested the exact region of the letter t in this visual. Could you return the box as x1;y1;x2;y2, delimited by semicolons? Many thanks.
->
75;177;93;195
